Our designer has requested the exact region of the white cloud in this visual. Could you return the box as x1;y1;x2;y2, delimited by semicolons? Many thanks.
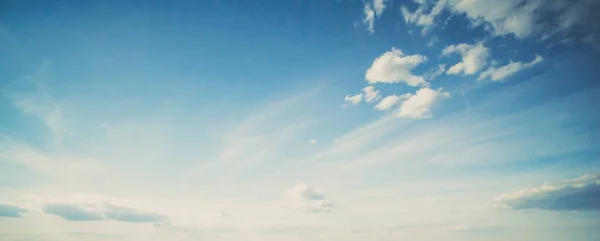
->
478;55;543;81
283;184;334;213
365;48;428;86
396;87;450;119
362;4;376;34
361;86;381;103
373;0;387;15
401;0;447;34
362;0;387;34
344;93;363;107
495;173;600;211
309;139;317;144
442;42;490;75
375;93;412;111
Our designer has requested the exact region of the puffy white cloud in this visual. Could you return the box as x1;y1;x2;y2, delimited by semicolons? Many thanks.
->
362;86;381;103
365;48;428;86
343;93;362;107
283;184;334;213
442;42;490;75
375;93;412;111
478;55;543;81
495;173;600;211
362;0;387;34
401;0;447;34
396;87;450;119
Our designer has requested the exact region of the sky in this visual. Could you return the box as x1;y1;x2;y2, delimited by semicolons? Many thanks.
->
1;0;600;240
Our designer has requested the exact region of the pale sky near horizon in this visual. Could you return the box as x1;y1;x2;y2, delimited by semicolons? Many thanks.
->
1;0;600;240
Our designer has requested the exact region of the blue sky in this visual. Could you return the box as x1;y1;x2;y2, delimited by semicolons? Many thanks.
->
1;0;600;240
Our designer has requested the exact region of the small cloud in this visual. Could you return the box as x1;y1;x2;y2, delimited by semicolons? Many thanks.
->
362;0;387;34
105;205;169;223
309;139;317;144
365;48;428;87
396;87;450;119
361;86;381;103
478;55;543;81
494;173;600;211
0;203;26;218
344;93;363;107
283;184;334;213
43;203;103;221
442;42;491;76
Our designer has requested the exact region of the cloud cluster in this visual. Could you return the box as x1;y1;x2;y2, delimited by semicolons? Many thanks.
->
345;47;451;119
42;202;169;223
495;173;600;211
400;0;600;46
283;184;334;213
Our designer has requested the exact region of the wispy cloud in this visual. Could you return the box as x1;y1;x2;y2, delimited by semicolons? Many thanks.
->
478;55;543;82
0;203;26;218
495;173;600;211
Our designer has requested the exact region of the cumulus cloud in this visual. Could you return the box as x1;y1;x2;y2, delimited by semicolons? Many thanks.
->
0;203;26;218
365;48;428;86
442;42;490;75
363;0;387;34
105;205;169;223
362;86;381;103
495;173;600;211
43;203;104;221
343;93;362;107
283;184;334;213
401;0;447;34
478;55;543;81
375;93;412;111
396;87;450;119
